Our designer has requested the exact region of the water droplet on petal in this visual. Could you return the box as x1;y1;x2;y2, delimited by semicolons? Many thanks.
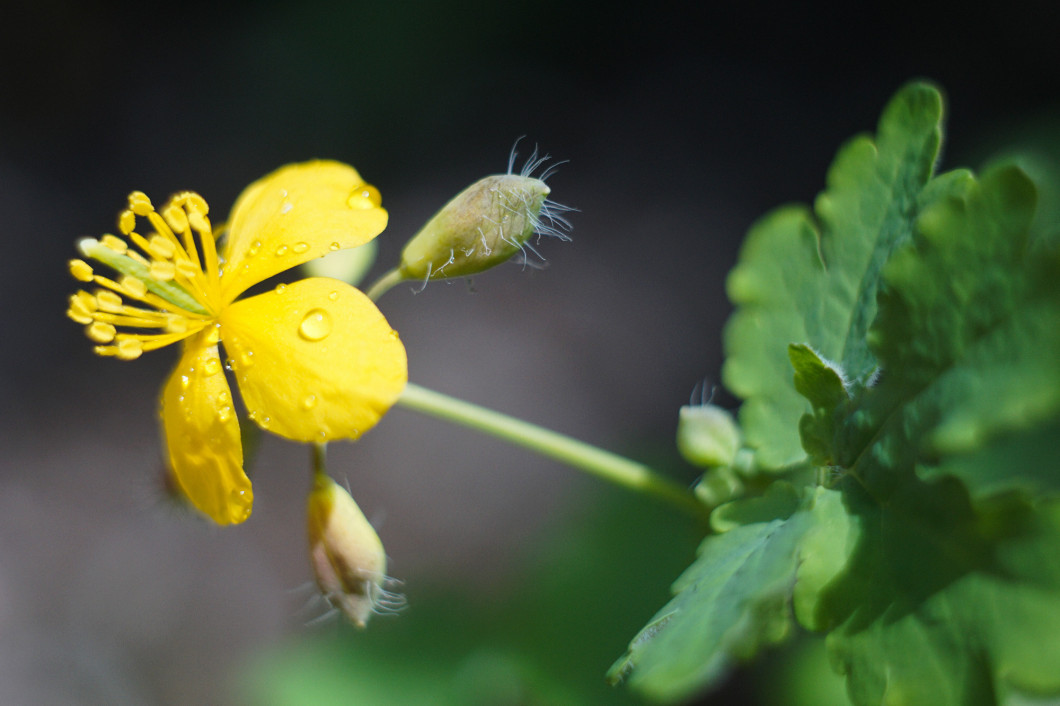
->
275;283;287;294
329;242;340;251
347;185;380;210
247;240;262;257
203;358;221;376
180;375;191;389
302;394;318;410
275;244;289;257
292;242;309;254
240;350;255;368
280;202;293;215
228;489;251;520
204;324;221;345
217;406;233;423
328;290;339;301
298;309;332;342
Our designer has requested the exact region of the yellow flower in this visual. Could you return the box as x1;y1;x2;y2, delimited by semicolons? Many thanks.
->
67;161;408;525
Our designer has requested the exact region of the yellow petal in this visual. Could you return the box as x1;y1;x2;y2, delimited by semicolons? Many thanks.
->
219;161;388;302
160;330;253;525
220;278;407;443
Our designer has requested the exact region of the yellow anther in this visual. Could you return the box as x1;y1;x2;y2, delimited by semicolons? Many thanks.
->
181;191;209;215
116;337;144;360
67;306;93;325
127;250;150;266
120;275;148;299
67;292;97;322
101;234;129;253
74;290;97;312
175;257;200;280
163;204;190;234
165;315;189;334
147;234;177;260
95;290;124;313
150;259;176;281
86;321;117;343
118;209;137;235
128;191;153;216
69;259;94;282
187;211;210;234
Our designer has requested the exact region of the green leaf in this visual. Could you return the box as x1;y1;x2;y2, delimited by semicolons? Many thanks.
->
618;81;1060;705
789;343;851;466
865;163;1060;498
723;82;946;470
607;483;818;702
809;158;1060;706
822;492;1060;706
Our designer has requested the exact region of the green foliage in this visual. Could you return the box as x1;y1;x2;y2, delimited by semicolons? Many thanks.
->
612;82;1060;704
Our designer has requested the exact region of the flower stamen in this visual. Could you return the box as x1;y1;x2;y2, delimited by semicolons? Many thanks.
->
70;189;232;360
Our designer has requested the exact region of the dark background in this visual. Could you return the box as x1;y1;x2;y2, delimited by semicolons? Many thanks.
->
1;1;1057;703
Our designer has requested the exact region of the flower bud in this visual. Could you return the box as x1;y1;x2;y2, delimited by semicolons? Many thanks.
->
676;403;741;469
399;174;557;281
307;472;392;628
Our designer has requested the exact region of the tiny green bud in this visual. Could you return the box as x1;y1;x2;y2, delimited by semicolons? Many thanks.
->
693;465;743;507
399;174;558;281
676;403;741;469
307;472;395;628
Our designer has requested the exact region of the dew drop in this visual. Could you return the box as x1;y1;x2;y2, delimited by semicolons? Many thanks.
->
292;242;309;254
302;394;318;410
328;290;339;301
275;244;289;257
240;350;255;368
180;374;190;389
247;240;262;257
203;358;222;376
329;242;340;251
229;488;250;513
298;309;332;342
275;283;287;294
347;186;380;210
217;406;233;423
280;202;293;215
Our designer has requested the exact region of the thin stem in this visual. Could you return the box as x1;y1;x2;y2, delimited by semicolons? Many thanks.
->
397;382;710;521
365;267;405;302
311;442;328;481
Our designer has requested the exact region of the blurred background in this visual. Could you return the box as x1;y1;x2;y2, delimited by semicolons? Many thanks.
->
2;1;1058;703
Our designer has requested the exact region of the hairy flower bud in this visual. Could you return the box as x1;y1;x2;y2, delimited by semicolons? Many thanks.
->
399;173;567;281
676;403;741;469
307;472;396;627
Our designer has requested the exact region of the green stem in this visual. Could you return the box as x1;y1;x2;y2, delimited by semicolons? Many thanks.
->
397;382;710;521
365;267;405;302
311;442;328;481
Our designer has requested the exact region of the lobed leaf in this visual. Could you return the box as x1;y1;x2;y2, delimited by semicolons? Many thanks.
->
608;484;822;702
722;83;945;469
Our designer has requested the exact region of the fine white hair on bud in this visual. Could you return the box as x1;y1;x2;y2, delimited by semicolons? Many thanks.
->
398;140;574;284
306;472;405;628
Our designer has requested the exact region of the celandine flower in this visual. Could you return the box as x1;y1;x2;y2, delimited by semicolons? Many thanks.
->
67;161;408;525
